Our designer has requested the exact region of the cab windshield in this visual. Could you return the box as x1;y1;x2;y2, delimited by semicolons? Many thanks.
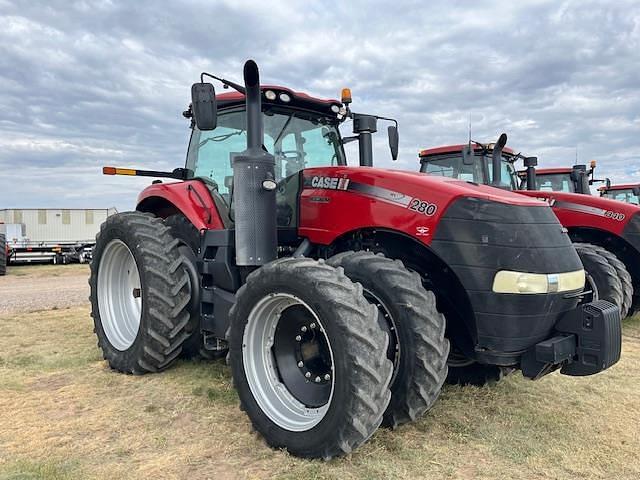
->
421;152;518;189
602;188;639;204
186;107;345;197
528;173;575;193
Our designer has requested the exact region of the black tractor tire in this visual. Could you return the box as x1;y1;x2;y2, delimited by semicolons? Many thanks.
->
326;250;449;428
227;257;393;459
445;359;512;387
587;244;633;319
164;215;225;360
0;234;6;276
89;212;193;374
574;243;624;313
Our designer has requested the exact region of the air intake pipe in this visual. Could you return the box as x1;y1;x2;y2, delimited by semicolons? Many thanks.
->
232;60;277;266
491;133;508;187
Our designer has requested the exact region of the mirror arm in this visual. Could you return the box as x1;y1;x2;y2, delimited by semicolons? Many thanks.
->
341;136;359;145
201;72;246;94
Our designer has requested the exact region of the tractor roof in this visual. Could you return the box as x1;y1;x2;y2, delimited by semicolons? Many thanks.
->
536;167;574;175
598;183;640;192
216;86;342;117
419;144;516;158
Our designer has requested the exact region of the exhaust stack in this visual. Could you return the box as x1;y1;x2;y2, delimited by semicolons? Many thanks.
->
524;156;538;190
491;133;508;187
232;60;277;266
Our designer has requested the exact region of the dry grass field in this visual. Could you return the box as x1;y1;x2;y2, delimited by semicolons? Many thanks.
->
0;265;639;479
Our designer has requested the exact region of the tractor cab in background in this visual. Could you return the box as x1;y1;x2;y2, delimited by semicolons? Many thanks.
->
419;138;640;320
518;161;608;195
599;183;640;205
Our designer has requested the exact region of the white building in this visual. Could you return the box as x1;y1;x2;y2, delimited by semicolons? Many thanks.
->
0;208;117;245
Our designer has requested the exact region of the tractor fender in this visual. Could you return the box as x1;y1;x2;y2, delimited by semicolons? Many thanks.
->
136;180;225;230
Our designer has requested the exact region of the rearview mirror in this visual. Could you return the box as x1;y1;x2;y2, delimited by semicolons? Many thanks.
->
388;126;399;161
191;83;217;131
462;145;474;165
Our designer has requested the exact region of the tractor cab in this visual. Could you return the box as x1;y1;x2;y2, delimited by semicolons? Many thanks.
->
599;184;640;205
184;88;346;229
518;162;604;195
418;140;519;189
183;85;398;230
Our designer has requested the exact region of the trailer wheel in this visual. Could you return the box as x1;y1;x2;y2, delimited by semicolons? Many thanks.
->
574;243;624;313
586;245;633;319
0;234;6;276
164;215;224;360
227;257;393;459
89;212;193;374
327;251;449;428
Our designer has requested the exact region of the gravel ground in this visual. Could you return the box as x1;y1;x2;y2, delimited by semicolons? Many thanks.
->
0;266;90;316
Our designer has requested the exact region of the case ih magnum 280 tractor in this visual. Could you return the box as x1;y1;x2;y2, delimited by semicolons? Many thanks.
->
419;137;640;320
91;61;620;459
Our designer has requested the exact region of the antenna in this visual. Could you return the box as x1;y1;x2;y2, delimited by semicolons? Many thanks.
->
468;113;472;149
575;146;578;165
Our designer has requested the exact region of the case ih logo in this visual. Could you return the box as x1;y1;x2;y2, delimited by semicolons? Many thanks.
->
310;176;350;190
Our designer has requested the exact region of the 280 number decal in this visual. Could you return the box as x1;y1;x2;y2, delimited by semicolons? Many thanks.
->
409;198;437;216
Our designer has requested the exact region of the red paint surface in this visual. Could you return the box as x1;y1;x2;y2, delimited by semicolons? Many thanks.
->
137;180;225;230
517;190;640;234
298;167;546;246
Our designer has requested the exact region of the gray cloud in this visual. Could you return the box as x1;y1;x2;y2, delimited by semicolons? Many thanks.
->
1;0;639;211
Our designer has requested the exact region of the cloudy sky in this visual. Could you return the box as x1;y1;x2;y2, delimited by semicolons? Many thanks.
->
1;0;639;212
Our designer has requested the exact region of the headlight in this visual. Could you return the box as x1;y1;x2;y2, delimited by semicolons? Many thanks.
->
492;270;585;294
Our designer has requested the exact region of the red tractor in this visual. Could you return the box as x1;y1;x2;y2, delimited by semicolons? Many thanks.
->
419;137;640;320
599;183;640;205
519;161;607;195
91;61;620;459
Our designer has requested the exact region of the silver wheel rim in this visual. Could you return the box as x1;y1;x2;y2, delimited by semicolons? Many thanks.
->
97;239;142;351
242;293;335;432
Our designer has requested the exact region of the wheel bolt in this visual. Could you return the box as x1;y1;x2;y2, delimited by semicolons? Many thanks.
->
295;335;302;341
305;372;311;378
310;323;316;329
297;361;304;368
324;374;330;381
315;376;321;383
301;326;307;332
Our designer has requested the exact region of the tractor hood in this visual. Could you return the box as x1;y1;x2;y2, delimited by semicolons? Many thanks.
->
305;166;546;207
297;166;555;246
518;190;640;236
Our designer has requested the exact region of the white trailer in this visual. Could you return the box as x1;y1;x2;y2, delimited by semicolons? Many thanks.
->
0;208;117;264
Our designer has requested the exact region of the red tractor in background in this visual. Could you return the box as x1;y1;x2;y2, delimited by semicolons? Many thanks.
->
419;138;640;321
599;183;640;205
91;61;620;459
518;161;607;195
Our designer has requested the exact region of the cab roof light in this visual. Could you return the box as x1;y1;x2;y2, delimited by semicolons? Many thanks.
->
341;88;352;105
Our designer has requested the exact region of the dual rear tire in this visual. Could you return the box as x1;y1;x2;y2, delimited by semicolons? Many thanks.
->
89;212;194;374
